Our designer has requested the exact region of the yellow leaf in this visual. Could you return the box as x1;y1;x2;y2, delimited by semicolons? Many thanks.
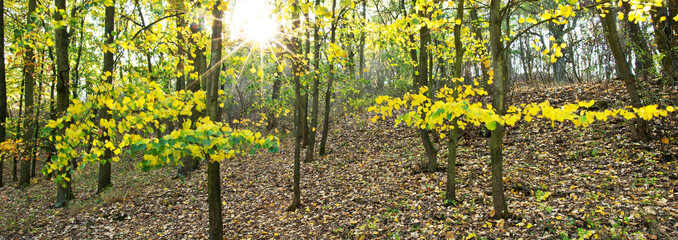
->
543;12;552;20
661;138;670;144
47;120;58;129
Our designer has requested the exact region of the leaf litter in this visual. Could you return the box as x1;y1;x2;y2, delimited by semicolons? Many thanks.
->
1;80;677;239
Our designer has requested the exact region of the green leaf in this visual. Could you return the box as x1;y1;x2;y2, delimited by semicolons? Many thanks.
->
485;121;497;131
131;143;146;153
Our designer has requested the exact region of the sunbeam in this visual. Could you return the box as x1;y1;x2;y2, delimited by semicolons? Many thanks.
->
228;0;279;45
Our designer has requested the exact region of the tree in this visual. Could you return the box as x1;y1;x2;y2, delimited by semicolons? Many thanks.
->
178;5;207;178
488;0;509;219
651;4;678;85
468;7;491;94
203;0;225;238
599;5;650;142
445;0;464;206
0;0;6;188
305;0;323;163
415;0;438;173
319;0;340;156
267;61;282;130
19;0;38;188
288;0;303;212
621;2;653;78
97;0;115;193
54;0;74;208
358;0;367;81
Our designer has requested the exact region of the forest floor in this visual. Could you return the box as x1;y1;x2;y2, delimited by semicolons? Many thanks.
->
1;80;678;239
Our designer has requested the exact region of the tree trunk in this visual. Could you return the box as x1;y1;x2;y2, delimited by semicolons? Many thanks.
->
600;6;650;142
267;62;282;130
205;1;224;238
669;0;678;50
19;0;38;188
178;8;208;177
519;38;532;84
319;0;337;157
0;0;6;187
134;0;157;81
548;23;570;83
31;79;42;178
417;3;437;173
45;47;57;180
301;4;311;147
358;0;367;81
622;2;653;78
651;5;678;85
55;0;74;208
97;1;115;193
446;0;464;206
72;17;85;100
347;32;356;80
488;0;509;219
469;7;491;94
171;0;186;134
288;0;302;212
305;0;323;163
13;72;24;183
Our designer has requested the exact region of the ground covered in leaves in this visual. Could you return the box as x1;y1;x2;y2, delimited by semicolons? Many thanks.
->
1;80;677;239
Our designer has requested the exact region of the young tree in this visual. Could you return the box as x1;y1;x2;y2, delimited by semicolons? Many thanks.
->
621;2;653;78
415;0;438;173
0;0;6;188
651;4;677;85
305;0;323;163
469;7;491;94
319;0;340;156
267;61;282;130
97;0;116;193
178;6;207;178
19;0;38;188
599;5;649;142
288;0;303;211
446;0;464;206
358;0;367;81
54;0;74;208
205;0;224;238
488;0;509;219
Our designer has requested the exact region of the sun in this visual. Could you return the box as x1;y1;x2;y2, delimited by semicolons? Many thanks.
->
228;0;278;45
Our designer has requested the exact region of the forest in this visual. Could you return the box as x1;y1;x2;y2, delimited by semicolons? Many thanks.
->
0;0;677;239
